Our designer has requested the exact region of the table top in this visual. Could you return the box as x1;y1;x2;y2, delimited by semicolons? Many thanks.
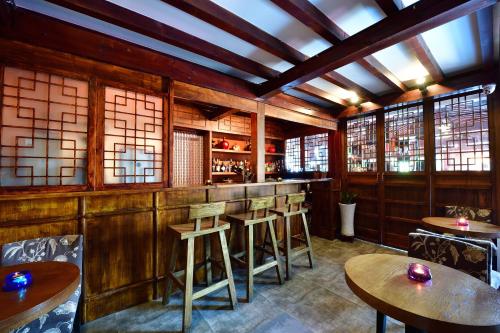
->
422;217;500;238
0;261;80;332
345;254;500;333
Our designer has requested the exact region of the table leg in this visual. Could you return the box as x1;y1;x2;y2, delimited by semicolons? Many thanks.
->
376;311;386;333
405;324;425;333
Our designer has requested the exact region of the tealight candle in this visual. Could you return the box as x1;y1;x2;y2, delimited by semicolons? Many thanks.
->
407;263;432;283
456;217;469;227
3;270;32;292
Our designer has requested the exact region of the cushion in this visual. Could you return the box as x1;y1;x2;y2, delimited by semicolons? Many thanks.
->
2;235;83;333
445;205;492;223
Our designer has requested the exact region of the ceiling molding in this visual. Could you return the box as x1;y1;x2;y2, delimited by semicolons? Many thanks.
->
256;0;496;98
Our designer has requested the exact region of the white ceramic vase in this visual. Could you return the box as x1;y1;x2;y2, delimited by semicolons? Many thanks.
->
339;203;356;237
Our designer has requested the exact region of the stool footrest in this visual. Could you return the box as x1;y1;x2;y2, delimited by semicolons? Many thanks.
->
253;260;279;275
192;278;229;301
291;235;307;243
290;246;310;259
168;272;185;290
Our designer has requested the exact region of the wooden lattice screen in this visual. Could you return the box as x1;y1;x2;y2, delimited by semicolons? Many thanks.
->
304;133;328;172
285;137;301;172
0;66;88;187
347;115;377;172
434;92;490;171
103;86;163;184
384;104;425;172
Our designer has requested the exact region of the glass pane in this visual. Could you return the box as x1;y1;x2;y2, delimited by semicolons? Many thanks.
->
347;115;377;172
0;66;88;186
285;137;301;172
384;104;425;172
434;91;490;171
104;87;163;184
304;133;328;172
173;131;204;187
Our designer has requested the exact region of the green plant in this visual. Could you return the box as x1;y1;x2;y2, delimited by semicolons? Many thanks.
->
340;191;358;204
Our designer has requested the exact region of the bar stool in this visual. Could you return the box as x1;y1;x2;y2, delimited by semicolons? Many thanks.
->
163;202;237;333
270;192;314;280
226;196;284;302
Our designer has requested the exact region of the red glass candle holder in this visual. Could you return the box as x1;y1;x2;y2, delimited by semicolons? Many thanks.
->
407;263;432;283
456;217;469;227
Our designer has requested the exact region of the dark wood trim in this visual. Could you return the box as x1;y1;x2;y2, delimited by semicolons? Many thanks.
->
94;81;105;190
256;0;496;98
296;84;349;107
162;78;171;188
87;78;98;191
167;79;175;188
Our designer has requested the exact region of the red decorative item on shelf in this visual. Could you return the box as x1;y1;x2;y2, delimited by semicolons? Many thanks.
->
267;145;276;153
219;137;230;150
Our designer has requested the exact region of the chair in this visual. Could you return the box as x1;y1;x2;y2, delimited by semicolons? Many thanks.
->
226;196;284;302
163;202;237;333
1;235;83;333
414;228;500;289
270;192;314;280
445;205;492;223
408;232;492;285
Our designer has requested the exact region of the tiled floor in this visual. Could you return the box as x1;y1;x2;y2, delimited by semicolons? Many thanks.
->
83;237;407;333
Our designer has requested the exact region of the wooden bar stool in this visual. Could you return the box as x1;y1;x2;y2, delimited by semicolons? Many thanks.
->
163;202;237;333
270;192;314;280
226;196;284;302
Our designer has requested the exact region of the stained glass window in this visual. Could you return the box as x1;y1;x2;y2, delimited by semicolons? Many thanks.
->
434;91;489;171
384;104;425;172
0;66;88;187
304;133;328;172
104;86;163;184
347;115;377;172
285;137;301;172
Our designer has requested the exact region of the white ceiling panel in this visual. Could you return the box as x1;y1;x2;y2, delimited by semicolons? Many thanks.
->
334;63;393;95
212;0;332;57
372;43;429;82
286;89;337;108
16;0;266;84
420;15;482;75
306;78;351;100
107;0;294;73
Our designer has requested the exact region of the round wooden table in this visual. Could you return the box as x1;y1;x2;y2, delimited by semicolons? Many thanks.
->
421;216;500;270
0;261;80;332
345;254;500;333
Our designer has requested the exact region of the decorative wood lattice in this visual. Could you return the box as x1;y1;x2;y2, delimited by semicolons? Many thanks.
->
434;92;490;171
217;115;251;135
304;133;328;172
173;130;204;187
1;66;88;187
104;86;163;184
285;137;301;172
347;115;377;172
384;104;425;172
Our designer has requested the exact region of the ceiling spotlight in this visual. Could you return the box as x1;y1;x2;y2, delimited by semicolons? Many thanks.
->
415;77;426;86
349;92;360;105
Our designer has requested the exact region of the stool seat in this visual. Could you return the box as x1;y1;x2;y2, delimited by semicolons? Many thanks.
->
170;220;230;240
226;212;277;226
270;207;308;217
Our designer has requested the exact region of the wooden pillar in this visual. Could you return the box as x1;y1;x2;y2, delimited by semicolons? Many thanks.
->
251;103;265;182
489;86;500;225
166;78;175;187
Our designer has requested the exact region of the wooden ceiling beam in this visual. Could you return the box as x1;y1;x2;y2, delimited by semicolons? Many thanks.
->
375;0;444;82
45;0;279;80
271;0;407;93
475;6;494;69
256;0;495;98
161;0;374;102
296;84;349;107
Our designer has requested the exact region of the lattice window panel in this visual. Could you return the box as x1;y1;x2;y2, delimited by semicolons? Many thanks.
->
304;133;328;172
285;137;301;172
104;87;163;184
347;115;377;172
0;66;88;187
384;104;425;172
173;130;204;187
434;92;490;171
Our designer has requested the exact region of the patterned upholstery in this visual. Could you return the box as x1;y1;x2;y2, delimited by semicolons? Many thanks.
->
409;232;490;284
445;205;492;223
1;235;83;333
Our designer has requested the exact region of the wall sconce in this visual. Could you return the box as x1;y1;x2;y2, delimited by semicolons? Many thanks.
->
416;77;428;95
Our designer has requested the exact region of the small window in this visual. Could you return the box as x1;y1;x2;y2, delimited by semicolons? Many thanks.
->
285;137;301;172
384;104;425;172
347;115;377;172
434;91;490;171
103;86;163;184
304;133;328;172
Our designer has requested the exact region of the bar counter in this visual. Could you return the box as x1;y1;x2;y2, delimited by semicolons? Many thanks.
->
0;178;339;322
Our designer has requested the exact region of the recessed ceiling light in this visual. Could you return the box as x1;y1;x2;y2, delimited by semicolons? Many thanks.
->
416;77;426;86
349;91;359;104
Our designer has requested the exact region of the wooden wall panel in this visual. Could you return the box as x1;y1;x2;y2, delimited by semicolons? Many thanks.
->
158;188;206;207
246;184;275;197
173;102;208;129
0;197;78;222
217;115;251;135
0;220;78;245
86;193;153;215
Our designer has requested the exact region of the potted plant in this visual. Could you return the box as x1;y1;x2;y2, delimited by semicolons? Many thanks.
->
339;191;358;241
